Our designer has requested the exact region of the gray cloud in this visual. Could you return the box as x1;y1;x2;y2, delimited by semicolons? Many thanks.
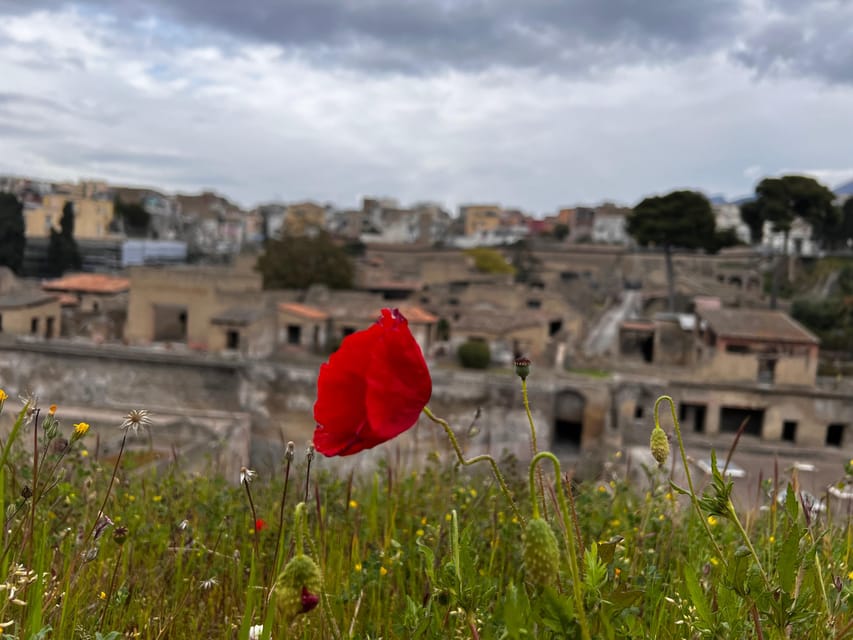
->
733;2;853;84
1;0;743;75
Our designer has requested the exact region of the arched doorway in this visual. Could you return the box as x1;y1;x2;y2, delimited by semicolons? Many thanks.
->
553;389;586;451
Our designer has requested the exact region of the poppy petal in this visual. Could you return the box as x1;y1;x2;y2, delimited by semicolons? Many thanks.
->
365;310;432;440
312;308;432;456
313;326;378;456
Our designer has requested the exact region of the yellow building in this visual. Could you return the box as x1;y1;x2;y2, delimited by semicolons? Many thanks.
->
461;204;502;236
125;265;264;348
25;194;115;239
0;292;62;338
282;202;326;236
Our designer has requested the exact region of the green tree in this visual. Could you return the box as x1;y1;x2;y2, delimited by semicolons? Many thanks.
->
838;198;853;249
739;200;764;244
626;190;716;312
256;229;354;289
47;201;82;276
0;192;25;273
749;176;838;252
464;247;515;275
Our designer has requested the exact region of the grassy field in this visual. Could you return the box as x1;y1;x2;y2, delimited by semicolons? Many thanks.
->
0;393;852;639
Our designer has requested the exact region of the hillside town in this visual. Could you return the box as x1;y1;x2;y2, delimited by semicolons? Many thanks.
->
1;173;852;489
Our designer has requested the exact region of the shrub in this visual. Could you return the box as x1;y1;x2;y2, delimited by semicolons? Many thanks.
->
458;339;490;369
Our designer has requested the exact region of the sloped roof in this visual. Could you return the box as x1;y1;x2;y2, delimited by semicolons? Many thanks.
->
387;305;438;324
43;273;130;294
699;308;819;345
0;290;57;310
278;302;329;320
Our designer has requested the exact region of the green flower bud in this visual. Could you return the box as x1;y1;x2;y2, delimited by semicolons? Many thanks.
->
274;555;322;623
514;357;531;381
650;426;670;467
522;517;560;587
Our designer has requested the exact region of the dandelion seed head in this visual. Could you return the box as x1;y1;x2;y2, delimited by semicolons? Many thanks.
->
120;409;151;435
240;467;257;485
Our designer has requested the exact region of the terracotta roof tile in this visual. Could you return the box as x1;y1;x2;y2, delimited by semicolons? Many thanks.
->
278;302;329;320
395;305;438;324
43;273;129;294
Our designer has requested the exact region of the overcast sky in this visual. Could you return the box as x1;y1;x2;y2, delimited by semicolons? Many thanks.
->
1;0;852;213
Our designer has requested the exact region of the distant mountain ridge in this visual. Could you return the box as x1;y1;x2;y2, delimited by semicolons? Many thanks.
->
835;180;853;196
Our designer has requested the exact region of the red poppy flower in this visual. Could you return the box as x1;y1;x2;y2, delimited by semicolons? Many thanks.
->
255;518;266;532
313;308;432;456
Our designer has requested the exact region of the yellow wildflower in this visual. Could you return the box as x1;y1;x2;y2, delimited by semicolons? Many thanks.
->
379;566;388;577
416;529;424;537
445;513;452;522
707;515;718;527
420;516;427;525
354;562;362;572
768;535;775;543
80;449;88;457
709;557;719;566
49;405;57;416
99;591;107;600
0;389;7;403
848;570;853;580
469;488;477;498
152;495;162;502
73;422;90;438
348;499;358;509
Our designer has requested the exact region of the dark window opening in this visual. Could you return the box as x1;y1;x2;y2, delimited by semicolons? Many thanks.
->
641;335;654;362
826;423;846;447
757;358;776;384
680;403;707;434
341;326;356;337
30;317;39;334
287;324;301;345
448;297;459;306
0;313;4;332
726;344;749;354
92;301;100;312
526;299;542;309
720;407;764;437
226;330;240;350
45;316;55;339
782;420;797;443
549;319;563;336
553;419;582;449
634;405;644;419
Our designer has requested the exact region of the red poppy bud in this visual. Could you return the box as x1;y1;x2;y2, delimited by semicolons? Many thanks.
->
313;308;432;456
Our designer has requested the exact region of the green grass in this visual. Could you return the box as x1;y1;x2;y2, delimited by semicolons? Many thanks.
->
0;396;852;639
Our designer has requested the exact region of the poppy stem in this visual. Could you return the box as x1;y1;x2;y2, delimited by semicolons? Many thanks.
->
521;378;547;519
422;406;524;525
529;451;591;640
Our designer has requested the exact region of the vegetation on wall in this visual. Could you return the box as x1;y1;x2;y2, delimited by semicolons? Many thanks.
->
464;247;515;275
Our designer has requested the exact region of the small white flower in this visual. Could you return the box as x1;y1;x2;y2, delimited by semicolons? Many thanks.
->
239;467;257;485
248;624;266;640
120;409;152;435
199;577;218;590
